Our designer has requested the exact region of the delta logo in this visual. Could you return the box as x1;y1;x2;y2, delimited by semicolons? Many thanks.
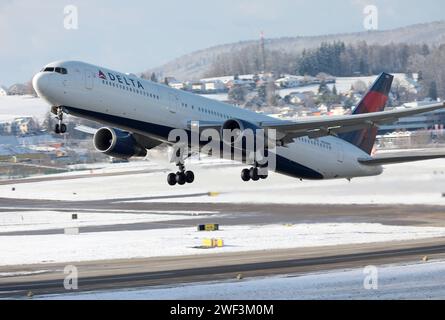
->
98;70;106;80
98;69;144;89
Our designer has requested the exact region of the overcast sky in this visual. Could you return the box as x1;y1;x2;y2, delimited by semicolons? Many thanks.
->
0;0;444;86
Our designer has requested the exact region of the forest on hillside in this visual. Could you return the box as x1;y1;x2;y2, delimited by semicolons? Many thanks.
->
205;41;445;99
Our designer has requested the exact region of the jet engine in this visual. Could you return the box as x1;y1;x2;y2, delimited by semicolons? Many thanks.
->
93;127;147;159
220;119;263;145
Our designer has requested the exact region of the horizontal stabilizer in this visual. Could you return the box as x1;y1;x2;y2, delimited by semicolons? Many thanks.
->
359;150;445;165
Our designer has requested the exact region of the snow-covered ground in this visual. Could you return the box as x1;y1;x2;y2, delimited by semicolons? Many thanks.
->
2;223;445;266
39;259;445;300
0;95;48;121
1;158;445;205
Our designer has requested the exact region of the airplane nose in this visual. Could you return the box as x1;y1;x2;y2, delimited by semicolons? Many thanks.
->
32;72;50;97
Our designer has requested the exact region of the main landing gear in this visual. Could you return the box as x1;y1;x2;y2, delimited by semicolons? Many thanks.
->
167;162;195;186
241;165;268;182
54;107;67;134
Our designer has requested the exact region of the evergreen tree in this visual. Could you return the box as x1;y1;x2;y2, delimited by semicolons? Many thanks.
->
429;81;438;100
422;44;430;56
228;85;247;104
417;71;424;82
318;81;329;95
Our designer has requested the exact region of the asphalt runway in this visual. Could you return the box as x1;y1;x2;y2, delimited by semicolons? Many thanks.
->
2;237;445;297
1;196;445;236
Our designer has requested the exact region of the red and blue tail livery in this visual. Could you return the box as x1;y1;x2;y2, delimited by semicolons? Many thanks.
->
340;72;394;154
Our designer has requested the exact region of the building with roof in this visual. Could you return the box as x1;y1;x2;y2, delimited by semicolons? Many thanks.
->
0;86;8;96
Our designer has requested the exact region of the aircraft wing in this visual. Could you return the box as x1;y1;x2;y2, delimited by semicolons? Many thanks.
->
358;150;445;165
260;103;445;142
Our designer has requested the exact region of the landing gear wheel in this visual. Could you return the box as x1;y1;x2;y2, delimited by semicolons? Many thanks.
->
167;173;177;186
167;148;195;186
250;167;259;181
54;107;66;135
176;172;186;185
258;168;268;179
185;171;195;183
241;168;251;182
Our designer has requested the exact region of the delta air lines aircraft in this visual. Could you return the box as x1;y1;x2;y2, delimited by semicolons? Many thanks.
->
32;61;445;185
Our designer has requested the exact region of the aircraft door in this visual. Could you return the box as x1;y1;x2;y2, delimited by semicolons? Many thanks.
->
168;92;180;114
336;143;344;163
85;69;94;89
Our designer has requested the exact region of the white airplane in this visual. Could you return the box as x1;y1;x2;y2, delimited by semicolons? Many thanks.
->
32;60;445;185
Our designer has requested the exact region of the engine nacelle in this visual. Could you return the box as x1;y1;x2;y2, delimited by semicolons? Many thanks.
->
93;127;147;159
220;119;262;145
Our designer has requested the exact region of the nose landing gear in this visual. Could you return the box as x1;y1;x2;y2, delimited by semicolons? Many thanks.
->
54;107;67;134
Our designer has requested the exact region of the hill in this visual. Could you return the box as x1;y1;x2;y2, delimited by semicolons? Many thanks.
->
143;21;445;81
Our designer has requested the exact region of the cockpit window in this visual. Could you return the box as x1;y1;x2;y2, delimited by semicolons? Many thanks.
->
55;67;68;74
42;67;67;74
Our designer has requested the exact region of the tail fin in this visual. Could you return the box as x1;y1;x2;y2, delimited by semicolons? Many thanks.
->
339;72;394;154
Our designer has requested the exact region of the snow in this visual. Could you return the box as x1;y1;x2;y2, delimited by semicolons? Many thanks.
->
0;95;49;122
38;259;445;300
0;210;217;233
2;223;445;266
2;158;444;205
